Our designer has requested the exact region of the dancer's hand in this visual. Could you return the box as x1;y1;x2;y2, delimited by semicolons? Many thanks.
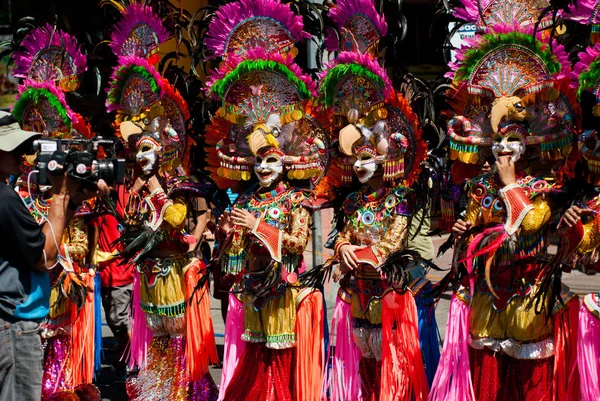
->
560;205;595;229
452;219;472;238
219;211;233;233
230;208;258;230
332;263;351;282
496;156;516;186
338;244;366;269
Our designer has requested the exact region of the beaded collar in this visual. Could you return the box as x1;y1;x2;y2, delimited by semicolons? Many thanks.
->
256;181;289;200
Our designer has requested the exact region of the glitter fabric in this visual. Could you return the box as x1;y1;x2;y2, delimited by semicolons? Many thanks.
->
41;335;72;400
223;343;296;401
358;357;382;401
126;336;218;401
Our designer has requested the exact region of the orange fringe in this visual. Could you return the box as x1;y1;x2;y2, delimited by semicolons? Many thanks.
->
70;273;95;386
381;290;429;401
184;259;219;380
295;291;325;401
553;296;581;401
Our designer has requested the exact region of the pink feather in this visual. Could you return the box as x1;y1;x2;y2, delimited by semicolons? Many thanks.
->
127;271;153;371
109;3;169;58
13;24;87;82
326;0;387;52
462;224;506;298
205;0;310;59
218;294;246;401
578;298;600;401
15;81;78;125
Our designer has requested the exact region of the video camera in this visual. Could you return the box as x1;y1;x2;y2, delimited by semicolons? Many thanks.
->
32;137;126;187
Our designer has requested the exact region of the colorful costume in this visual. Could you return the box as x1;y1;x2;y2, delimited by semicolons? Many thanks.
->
105;4;218;400
429;1;581;400
11;24;101;401
565;12;600;399
203;0;328;399
312;0;430;399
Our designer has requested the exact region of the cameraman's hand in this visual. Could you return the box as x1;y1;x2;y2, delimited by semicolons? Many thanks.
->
70;179;110;205
147;175;163;192
131;176;149;193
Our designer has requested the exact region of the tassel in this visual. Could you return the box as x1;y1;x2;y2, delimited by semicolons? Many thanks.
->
218;293;246;401
326;295;362;401
553;296;580;401
71;273;96;385
415;288;441;386
380;290;428;401
93;274;104;378
128;270;153;371
295;291;325;401
429;294;475;401
184;259;219;380
578;299;600;401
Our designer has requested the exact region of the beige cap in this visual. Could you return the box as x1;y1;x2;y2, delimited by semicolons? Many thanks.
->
0;110;41;152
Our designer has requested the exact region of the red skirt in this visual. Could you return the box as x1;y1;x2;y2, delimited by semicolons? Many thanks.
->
223;343;296;401
470;347;553;401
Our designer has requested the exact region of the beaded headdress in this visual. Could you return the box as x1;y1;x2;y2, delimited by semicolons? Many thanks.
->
453;0;554;34
446;30;579;166
12;24;87;92
108;3;169;64
318;0;425;186
204;0;328;189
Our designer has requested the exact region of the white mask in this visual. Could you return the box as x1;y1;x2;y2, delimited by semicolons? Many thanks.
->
353;148;378;183
136;137;161;175
254;151;283;187
492;131;525;163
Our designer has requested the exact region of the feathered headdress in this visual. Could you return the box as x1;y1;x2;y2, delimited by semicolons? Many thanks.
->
576;43;600;116
204;0;310;60
108;3;169;64
12;24;87;92
453;0;555;33
446;30;579;166
13;81;78;138
325;0;388;54
318;0;425;185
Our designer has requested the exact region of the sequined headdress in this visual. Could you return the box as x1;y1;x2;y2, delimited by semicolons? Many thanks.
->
446;29;579;166
11;25;87;138
108;2;169;64
204;0;328;189
318;0;425;186
453;0;554;34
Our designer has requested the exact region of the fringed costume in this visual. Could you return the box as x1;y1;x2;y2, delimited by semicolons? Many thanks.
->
429;1;581;400
11;24;101;401
203;1;329;399
313;1;430;399
104;4;218;400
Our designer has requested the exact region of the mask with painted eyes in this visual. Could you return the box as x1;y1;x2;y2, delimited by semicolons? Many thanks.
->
254;151;284;187
353;148;378;183
491;130;525;163
136;136;162;175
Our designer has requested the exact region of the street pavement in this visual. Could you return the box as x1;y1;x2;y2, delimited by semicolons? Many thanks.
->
97;233;600;400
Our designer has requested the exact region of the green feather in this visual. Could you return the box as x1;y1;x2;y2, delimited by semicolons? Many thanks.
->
209;60;313;100
107;65;160;106
578;59;600;98
318;63;386;107
13;88;72;131
454;32;562;83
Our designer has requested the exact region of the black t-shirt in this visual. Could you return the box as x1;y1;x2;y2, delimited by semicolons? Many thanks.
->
0;183;48;321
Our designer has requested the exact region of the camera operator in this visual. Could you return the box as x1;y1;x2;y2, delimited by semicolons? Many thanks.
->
0;111;108;401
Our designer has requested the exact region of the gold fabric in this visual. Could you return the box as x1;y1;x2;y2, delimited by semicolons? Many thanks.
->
140;258;187;309
521;197;551;235
375;215;409;257
62;217;88;264
578;213;600;254
243;286;300;348
281;207;311;254
469;284;553;341
163;198;188;229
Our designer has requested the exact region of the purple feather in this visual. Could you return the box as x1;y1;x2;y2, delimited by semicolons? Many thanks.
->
568;0;600;24
110;3;169;58
205;0;310;59
326;0;388;51
575;43;600;77
13;24;86;83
